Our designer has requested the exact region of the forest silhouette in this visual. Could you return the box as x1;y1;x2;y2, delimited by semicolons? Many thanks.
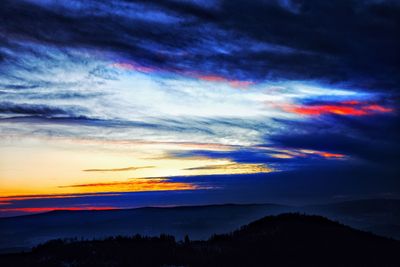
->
1;213;399;266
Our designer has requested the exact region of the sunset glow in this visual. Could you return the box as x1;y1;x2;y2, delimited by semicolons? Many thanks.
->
0;0;398;217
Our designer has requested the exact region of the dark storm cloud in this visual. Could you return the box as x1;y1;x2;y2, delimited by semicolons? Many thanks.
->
1;0;399;89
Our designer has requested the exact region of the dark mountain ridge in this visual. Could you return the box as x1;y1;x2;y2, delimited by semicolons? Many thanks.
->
1;213;399;267
1;199;399;253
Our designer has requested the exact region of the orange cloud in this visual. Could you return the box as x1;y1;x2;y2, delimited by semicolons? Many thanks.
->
314;151;345;158
281;101;392;116
299;149;345;159
286;105;367;116
0;193;121;202
58;178;200;193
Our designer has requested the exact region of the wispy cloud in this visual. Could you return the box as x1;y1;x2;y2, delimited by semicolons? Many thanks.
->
184;163;271;174
83;166;154;172
58;178;205;192
0;193;122;202
280;101;393;116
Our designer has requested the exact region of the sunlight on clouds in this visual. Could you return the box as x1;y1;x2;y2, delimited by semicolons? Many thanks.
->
184;163;272;174
0;137;271;196
58;178;201;193
298;149;345;159
0;43;391;199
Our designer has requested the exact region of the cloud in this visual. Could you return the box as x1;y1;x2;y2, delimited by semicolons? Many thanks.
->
0;193;122;202
171;146;347;174
184;163;272;174
269;114;400;166
279;101;393;116
0;102;83;117
58;177;205;193
82;166;154;172
0;0;398;89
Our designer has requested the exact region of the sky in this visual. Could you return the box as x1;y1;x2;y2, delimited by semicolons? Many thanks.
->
0;0;399;216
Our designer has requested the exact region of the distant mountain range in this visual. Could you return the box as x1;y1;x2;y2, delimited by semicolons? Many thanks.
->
1;213;399;266
0;198;399;253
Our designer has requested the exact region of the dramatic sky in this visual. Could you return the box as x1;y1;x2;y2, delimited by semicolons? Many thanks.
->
0;0;399;216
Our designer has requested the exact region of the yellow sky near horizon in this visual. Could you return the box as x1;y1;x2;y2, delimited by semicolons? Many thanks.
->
0;137;272;197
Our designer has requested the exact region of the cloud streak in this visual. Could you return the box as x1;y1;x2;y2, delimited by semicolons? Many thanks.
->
58;178;205;193
82;166;154;172
280;101;393;116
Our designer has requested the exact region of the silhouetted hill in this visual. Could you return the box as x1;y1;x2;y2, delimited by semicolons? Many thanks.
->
1;199;400;253
0;203;289;252
0;213;398;267
208;213;400;266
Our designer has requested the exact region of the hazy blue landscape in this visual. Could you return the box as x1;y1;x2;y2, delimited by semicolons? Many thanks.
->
1;199;399;254
2;213;400;267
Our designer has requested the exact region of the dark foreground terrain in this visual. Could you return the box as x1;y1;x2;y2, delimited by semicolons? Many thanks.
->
1;199;399;253
1;213;399;267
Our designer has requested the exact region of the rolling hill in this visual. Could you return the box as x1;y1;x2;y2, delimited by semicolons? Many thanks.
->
0;199;399;253
1;213;399;266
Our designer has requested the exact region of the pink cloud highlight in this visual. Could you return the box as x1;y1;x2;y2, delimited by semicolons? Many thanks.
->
281;101;393;116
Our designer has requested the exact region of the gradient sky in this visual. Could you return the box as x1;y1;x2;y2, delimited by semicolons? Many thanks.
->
0;0;399;217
